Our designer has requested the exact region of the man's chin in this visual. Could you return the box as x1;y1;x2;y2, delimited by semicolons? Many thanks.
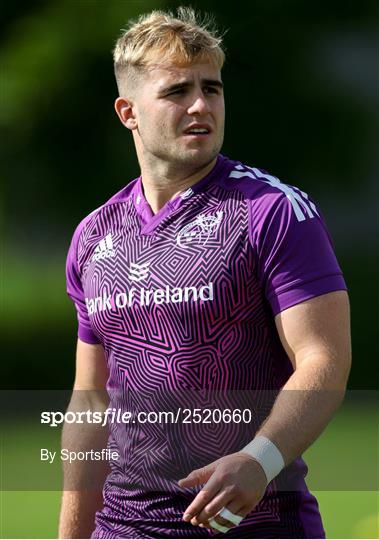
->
173;155;215;175
174;146;220;167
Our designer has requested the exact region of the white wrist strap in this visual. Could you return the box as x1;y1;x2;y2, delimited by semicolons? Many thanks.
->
240;435;285;484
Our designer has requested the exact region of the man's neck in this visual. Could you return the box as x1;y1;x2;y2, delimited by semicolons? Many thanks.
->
139;157;218;214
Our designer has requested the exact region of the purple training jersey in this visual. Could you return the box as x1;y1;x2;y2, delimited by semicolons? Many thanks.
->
66;154;347;538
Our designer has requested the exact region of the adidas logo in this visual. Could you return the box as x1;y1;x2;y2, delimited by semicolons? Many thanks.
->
92;234;115;262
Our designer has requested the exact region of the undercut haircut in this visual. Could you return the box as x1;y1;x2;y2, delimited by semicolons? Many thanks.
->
113;6;225;96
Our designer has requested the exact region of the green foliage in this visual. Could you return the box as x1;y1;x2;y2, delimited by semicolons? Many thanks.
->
1;1;378;388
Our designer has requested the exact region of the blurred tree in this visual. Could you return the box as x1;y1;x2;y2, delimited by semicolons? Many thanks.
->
1;0;378;388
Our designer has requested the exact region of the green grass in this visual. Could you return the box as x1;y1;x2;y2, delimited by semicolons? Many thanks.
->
1;491;61;539
316;491;378;538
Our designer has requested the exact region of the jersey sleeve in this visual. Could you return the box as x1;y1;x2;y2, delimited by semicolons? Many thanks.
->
249;189;347;316
66;222;101;345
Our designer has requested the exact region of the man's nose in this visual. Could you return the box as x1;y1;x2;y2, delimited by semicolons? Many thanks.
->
187;92;210;115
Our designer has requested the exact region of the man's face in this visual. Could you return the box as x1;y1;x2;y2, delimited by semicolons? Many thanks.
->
127;61;225;170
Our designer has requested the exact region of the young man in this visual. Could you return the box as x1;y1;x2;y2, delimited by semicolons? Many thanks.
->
60;7;351;539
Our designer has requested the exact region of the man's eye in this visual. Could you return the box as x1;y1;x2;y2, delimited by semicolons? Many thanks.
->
204;87;218;94
169;89;185;95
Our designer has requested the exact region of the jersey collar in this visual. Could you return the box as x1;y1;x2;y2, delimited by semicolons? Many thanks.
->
131;154;229;235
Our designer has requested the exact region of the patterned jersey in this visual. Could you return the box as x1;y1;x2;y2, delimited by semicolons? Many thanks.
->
66;154;346;538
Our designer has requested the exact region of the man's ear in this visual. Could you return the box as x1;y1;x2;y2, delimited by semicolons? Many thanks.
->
114;97;137;130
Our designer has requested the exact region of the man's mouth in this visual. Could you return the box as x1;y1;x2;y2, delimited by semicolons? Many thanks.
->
183;125;212;136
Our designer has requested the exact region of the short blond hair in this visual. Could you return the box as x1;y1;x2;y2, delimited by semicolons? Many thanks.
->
113;7;225;95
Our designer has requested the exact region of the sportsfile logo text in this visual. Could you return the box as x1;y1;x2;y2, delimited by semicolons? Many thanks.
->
85;282;214;315
41;407;253;427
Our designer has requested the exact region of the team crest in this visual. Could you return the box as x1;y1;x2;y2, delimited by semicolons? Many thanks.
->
176;211;224;247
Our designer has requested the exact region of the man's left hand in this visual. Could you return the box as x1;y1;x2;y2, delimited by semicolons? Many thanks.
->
177;452;267;532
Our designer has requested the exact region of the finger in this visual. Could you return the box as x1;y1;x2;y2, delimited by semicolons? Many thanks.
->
178;462;217;489
215;503;246;527
211;489;262;528
191;491;234;526
182;479;221;523
196;497;246;529
208;517;231;534
213;503;252;530
207;505;247;534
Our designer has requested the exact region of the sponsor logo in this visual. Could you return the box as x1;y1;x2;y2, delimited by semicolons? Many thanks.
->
128;262;150;282
85;282;214;315
177;211;223;247
92;234;115;262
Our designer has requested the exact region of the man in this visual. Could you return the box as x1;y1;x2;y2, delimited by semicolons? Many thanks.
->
60;7;351;539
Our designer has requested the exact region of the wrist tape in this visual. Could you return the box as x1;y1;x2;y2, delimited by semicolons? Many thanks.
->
241;435;285;484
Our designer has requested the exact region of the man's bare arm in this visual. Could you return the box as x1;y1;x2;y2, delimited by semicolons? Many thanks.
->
257;290;352;464
179;290;352;528
58;339;109;539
